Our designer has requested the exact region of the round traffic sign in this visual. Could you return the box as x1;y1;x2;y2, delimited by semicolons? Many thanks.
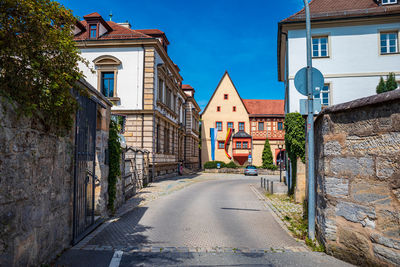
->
294;67;324;96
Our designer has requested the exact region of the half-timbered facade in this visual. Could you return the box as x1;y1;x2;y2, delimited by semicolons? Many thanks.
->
201;72;285;167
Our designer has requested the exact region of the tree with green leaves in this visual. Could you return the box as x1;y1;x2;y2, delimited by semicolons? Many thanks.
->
262;138;277;170
0;0;87;133
386;73;398;92
376;77;386;94
376;73;398;94
284;113;306;195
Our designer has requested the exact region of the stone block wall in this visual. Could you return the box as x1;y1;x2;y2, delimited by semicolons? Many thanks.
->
314;90;400;266
0;99;74;266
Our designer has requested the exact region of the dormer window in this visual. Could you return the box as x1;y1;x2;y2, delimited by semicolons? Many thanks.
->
382;0;397;4
90;24;97;38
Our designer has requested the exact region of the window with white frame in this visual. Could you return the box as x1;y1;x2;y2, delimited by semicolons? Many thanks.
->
312;36;329;57
382;0;397;5
314;84;331;107
380;32;398;54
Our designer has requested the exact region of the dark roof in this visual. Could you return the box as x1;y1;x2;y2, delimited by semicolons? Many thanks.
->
282;0;400;23
233;130;252;138
242;99;284;116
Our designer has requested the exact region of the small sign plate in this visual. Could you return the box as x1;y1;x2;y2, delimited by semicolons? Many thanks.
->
300;98;322;115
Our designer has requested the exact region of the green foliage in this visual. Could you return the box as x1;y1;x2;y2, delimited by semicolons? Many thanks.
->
262;139;277;170
107;120;122;213
0;0;88;134
376;77;387;94
204;161;226;169
377;73;398;94
386;73;398;92
284;113;305;195
226;161;238;169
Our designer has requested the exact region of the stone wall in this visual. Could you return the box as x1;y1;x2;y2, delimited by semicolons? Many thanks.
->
314;89;400;266
0;99;74;267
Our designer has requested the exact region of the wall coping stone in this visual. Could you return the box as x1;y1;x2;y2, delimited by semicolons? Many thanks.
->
318;89;400;116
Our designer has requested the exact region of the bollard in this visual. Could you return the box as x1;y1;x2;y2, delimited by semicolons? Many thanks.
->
271;181;274;194
263;178;266;190
260;177;263;188
267;180;270;193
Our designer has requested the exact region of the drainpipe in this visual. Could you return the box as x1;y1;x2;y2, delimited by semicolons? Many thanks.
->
303;0;316;241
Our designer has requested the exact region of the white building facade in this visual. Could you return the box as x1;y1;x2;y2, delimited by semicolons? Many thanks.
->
74;13;201;177
278;0;400;113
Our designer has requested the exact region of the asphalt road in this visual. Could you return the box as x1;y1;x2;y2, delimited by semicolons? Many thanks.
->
55;174;352;267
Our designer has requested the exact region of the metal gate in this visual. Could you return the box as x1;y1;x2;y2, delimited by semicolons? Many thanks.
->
72;94;97;244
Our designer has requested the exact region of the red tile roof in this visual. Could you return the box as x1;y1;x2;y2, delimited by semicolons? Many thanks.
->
182;84;194;90
242;99;284;116
283;0;400;22
83;12;102;18
74;20;153;41
136;29;165;35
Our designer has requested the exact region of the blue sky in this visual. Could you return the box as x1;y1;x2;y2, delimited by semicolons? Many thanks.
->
58;0;304;110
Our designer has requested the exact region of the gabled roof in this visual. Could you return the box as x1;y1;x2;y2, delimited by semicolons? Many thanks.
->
74;20;153;41
182;84;194;90
282;0;400;22
242;99;284;116
201;71;249;115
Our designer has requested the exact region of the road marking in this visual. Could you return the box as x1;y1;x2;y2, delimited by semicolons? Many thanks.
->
108;250;123;267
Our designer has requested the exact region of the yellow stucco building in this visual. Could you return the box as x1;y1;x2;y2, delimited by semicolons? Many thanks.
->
201;71;285;167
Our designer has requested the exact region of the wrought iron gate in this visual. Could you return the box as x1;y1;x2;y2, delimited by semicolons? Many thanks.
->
72;94;97;244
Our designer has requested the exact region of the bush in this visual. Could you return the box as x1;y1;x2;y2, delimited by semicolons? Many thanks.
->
226;161;238;169
262;139;276;170
204;161;226;169
377;73;398;94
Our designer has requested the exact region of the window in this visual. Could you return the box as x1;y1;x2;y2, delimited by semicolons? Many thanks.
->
312;36;329;57
216;121;222;131
90;24;97;38
278;122;283;130
224;94;228;100
382;0;397;4
218;141;225;149
380;32;398;54
227;122;234;130
233;106;236;112
239;122;245;131
258;122;264;131
156;125;161;153
164;128;169;154
314;84;331;106
158;79;164;101
217;106;221;112
101;72;114;97
236;141;242;149
243;142;248;149
166;88;172;108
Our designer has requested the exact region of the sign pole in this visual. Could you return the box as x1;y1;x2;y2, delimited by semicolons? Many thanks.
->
303;0;316;241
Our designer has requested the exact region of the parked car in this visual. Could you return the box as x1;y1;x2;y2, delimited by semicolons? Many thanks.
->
244;165;258;176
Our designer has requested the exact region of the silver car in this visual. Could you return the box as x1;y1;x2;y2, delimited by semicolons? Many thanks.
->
244;165;258;176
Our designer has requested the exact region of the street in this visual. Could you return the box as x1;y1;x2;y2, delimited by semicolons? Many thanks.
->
55;174;352;267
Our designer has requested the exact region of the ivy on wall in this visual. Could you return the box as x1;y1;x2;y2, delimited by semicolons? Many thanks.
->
107;120;122;213
284;113;306;195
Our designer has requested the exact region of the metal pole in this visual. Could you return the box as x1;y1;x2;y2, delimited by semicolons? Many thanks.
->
279;148;282;182
303;0;315;240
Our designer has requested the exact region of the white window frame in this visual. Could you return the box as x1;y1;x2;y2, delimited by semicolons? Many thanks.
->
312;36;329;58
320;84;331;107
382;0;397;5
380;31;399;55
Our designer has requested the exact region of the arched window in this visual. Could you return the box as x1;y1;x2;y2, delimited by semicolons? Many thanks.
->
93;55;122;99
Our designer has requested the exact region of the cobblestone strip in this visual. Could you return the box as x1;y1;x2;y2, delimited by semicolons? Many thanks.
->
249;184;308;252
78;245;303;253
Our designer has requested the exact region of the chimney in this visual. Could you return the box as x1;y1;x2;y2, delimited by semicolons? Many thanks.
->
118;21;131;29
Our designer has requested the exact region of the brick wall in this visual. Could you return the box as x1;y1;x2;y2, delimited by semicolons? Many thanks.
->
314;90;400;266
